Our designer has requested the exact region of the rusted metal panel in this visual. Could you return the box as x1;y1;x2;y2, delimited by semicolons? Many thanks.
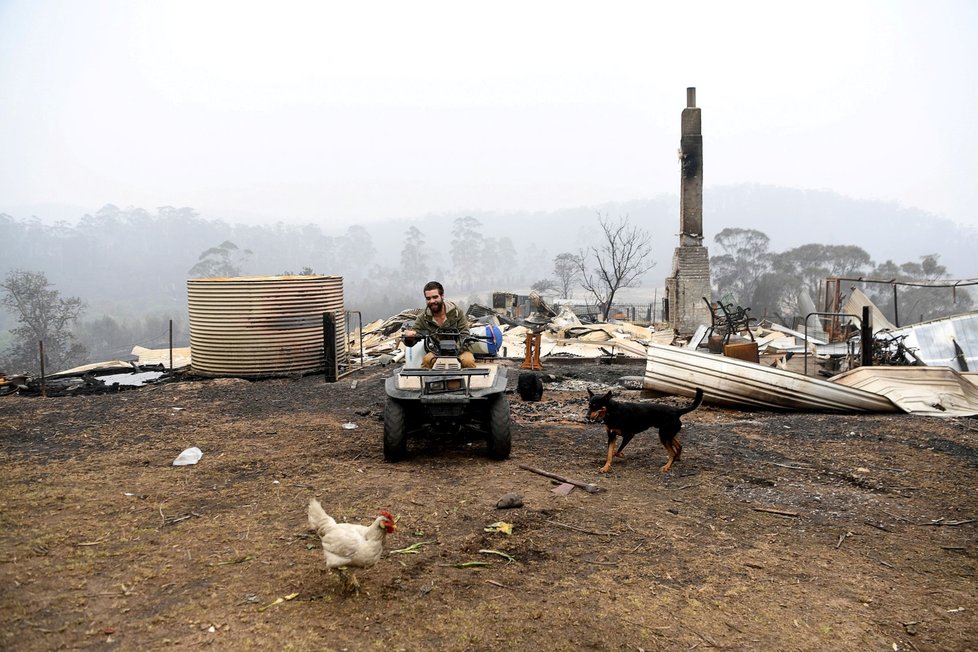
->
187;275;347;377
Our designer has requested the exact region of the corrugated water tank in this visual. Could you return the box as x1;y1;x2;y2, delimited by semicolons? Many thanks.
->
187;275;347;377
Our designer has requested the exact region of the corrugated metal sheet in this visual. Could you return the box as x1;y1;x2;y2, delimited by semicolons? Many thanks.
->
187;275;347;377
893;311;978;372
831;366;978;417
644;343;899;412
843;288;897;331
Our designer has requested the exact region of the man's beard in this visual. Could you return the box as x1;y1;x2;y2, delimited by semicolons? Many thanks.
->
429;299;443;314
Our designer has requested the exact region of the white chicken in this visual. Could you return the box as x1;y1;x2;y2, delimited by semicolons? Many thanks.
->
307;497;396;593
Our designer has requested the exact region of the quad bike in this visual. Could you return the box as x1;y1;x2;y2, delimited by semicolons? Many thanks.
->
383;328;511;461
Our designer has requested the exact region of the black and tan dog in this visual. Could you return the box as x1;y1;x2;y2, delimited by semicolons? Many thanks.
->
586;388;704;473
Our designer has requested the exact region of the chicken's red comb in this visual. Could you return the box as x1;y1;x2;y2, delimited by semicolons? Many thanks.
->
378;510;397;532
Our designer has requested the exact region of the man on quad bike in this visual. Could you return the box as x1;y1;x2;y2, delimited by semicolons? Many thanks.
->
384;280;510;462
402;280;477;369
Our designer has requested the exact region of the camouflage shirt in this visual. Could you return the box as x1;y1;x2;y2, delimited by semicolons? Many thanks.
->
412;300;471;350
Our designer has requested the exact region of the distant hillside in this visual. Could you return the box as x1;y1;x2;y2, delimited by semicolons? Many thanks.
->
705;185;978;277
372;184;978;280
2;184;974;329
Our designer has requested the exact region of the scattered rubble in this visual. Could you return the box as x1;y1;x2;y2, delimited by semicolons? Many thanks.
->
5;291;978;416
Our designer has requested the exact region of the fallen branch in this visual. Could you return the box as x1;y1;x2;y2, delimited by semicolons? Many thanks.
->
882;510;912;523
685;624;719;647
164;514;193;526
34;624;68;634
161;512;201;527
765;461;812;471
753;507;799;518
724;620;744;634
917;518;976;527
620;616;671;631
212;555;253;566
518;464;603;494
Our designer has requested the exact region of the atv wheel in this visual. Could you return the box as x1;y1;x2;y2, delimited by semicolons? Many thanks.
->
383;398;407;461
486;395;511;460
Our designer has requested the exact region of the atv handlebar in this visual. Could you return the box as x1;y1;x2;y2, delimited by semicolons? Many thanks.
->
401;328;497;356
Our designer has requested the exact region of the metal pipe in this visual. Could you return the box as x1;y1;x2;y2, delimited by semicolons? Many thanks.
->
340;310;364;378
860;306;873;368
38;340;46;397
323;312;337;383
892;285;900;327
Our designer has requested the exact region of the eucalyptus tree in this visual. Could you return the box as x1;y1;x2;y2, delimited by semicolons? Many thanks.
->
1;270;87;373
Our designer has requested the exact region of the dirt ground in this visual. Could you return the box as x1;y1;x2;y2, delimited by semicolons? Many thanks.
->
1;358;977;651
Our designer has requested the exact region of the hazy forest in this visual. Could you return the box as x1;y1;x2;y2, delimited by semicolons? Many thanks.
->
2;184;977;374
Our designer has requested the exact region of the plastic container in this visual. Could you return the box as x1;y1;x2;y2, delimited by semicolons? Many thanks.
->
469;325;503;356
404;341;426;368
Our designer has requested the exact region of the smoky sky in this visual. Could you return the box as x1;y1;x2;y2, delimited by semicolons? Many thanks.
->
1;0;976;229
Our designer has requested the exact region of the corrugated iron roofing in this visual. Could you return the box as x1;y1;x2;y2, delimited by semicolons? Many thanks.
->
187;275;347;378
894;310;978;372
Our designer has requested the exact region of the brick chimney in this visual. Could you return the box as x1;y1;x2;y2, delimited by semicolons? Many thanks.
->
665;87;713;336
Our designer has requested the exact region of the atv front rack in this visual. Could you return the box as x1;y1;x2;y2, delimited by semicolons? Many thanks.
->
398;368;490;397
